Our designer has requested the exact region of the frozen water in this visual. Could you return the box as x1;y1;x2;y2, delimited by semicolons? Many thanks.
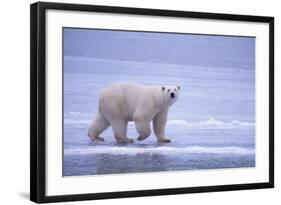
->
63;28;255;176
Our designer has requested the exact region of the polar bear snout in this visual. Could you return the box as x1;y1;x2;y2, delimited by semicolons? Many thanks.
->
170;92;175;98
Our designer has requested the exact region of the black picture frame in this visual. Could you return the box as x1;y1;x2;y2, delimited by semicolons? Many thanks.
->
30;1;274;203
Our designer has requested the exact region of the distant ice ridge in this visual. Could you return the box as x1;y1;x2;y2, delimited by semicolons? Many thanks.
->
167;118;255;129
65;112;91;125
64;119;91;125
65;115;254;130
64;145;254;156
64;55;254;70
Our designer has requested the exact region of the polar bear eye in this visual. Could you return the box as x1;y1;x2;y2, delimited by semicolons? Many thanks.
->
168;89;170;92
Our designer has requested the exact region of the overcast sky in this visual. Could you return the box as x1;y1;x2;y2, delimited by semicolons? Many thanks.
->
64;28;255;67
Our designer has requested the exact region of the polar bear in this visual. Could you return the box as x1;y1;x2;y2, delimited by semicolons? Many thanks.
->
88;82;180;143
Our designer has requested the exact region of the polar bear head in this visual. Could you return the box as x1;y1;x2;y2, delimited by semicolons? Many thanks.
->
161;85;180;106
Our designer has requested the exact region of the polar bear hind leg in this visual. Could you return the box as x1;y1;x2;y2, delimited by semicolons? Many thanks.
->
88;110;109;141
109;119;133;143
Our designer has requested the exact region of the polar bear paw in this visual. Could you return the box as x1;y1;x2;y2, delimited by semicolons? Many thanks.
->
117;138;134;144
137;135;150;141
90;136;104;142
157;138;171;143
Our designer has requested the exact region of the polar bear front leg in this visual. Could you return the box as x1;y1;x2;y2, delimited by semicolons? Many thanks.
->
153;109;171;143
110;119;134;143
135;119;152;141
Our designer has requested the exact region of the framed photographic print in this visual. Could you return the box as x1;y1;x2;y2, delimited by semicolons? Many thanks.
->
30;1;274;203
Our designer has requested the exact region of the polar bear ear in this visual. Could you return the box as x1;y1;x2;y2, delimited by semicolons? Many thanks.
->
162;86;165;91
177;86;181;90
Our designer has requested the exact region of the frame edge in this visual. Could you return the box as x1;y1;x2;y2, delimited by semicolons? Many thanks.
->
268;17;274;188
30;2;47;203
30;2;39;203
36;1;274;22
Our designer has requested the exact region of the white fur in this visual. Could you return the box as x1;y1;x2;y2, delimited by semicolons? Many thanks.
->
88;82;180;143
